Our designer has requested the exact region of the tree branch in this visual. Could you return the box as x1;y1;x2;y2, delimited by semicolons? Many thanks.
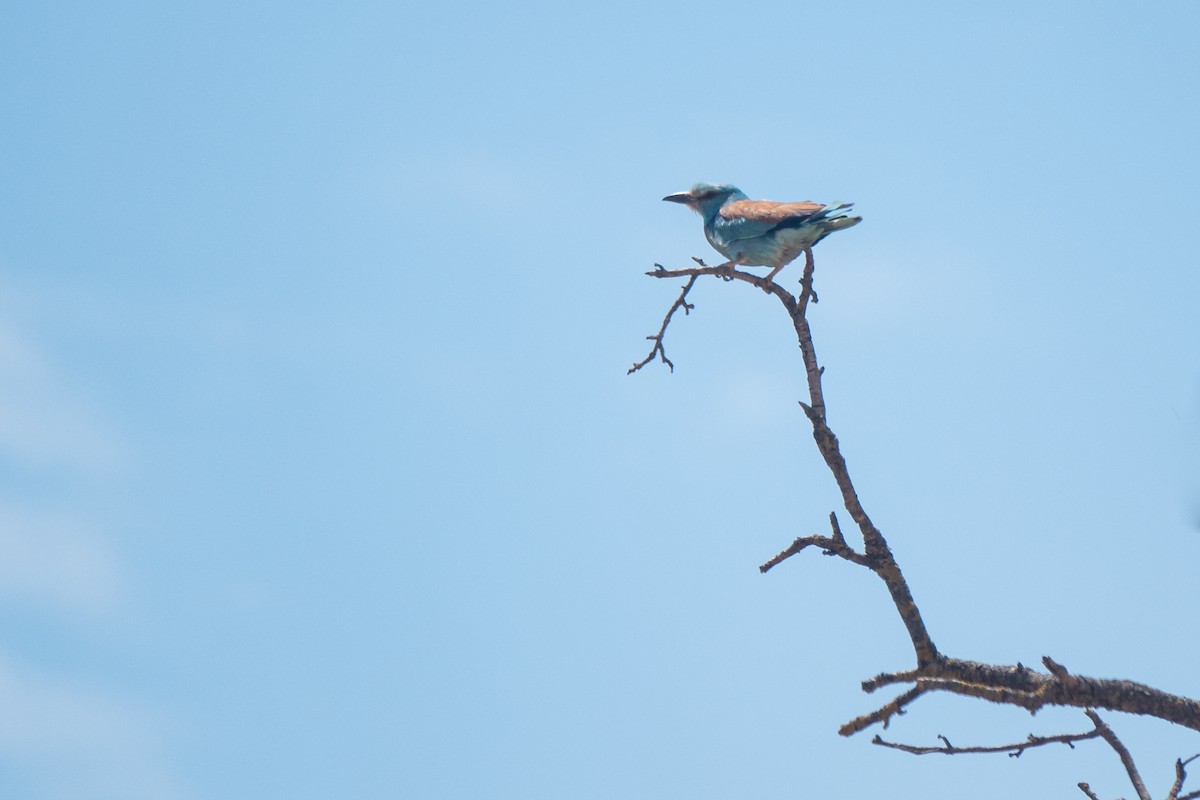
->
631;246;1200;793
759;512;871;571
840;684;929;735
854;657;1200;734
1085;709;1151;800
1169;753;1200;800
873;727;1102;757
627;270;699;374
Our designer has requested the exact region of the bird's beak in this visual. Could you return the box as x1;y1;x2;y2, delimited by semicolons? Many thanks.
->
662;191;694;205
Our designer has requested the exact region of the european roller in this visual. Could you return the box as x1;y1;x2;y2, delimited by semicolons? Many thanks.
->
663;183;861;288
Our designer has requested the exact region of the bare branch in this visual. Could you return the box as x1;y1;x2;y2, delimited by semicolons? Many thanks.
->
1169;754;1200;800
637;253;937;666
840;673;1064;738
828;511;846;546
1085;710;1151;800
633;243;1200;793
644;258;787;296
862;668;924;694
873;727;1101;757
776;250;940;667
857;657;1200;734
758;513;871;573
840;685;929;735
629;258;808;374
789;249;825;420
627;271;699;374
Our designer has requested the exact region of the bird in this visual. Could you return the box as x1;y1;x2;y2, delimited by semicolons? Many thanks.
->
662;183;861;289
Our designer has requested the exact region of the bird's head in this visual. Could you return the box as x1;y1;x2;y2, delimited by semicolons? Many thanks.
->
662;183;743;215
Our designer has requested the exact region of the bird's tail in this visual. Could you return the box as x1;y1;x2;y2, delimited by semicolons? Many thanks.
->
825;214;862;231
821;202;862;231
805;203;861;247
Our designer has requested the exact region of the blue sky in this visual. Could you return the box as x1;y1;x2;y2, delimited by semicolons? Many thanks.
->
2;2;1198;798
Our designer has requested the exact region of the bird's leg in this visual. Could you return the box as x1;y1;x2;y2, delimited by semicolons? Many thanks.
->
721;260;738;282
762;264;785;292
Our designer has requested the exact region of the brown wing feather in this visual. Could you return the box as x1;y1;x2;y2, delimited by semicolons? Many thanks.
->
720;199;824;223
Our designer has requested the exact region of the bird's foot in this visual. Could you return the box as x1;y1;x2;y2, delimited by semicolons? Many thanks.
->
762;266;784;291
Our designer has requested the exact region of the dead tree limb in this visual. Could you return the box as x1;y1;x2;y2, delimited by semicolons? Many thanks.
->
873;727;1102;757
1086;709;1151;800
630;249;1200;796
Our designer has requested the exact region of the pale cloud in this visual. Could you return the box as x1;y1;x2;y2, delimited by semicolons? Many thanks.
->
0;304;187;797
0;655;189;800
0;320;128;476
0;501;123;617
0;314;128;618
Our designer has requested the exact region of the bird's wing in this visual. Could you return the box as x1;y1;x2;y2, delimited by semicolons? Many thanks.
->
714;199;830;243
720;199;825;224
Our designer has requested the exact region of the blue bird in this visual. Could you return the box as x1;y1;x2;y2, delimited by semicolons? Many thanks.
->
663;183;861;288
